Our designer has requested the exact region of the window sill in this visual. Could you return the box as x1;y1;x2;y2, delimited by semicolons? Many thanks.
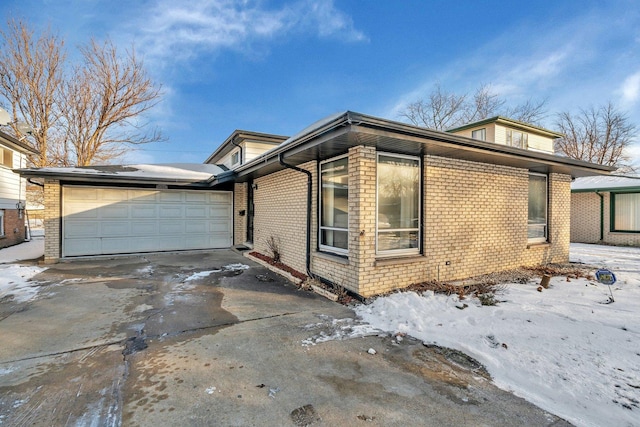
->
526;241;550;249
375;255;426;267
312;251;349;265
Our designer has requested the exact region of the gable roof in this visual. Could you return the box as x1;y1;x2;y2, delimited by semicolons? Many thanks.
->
0;129;39;155
446;116;564;139
204;129;288;165
571;175;640;193
224;111;613;184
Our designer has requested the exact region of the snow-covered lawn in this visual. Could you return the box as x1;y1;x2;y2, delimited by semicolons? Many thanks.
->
355;243;640;427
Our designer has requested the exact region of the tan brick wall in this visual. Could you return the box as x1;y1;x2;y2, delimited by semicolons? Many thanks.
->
0;209;26;249
252;162;316;275
233;182;247;245
570;192;601;243
44;179;61;263
246;149;574;297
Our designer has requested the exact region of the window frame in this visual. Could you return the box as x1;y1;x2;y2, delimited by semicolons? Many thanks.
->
318;154;349;255
1;148;13;168
230;150;241;167
527;172;548;243
610;192;640;233
471;128;486;141
0;209;4;237
507;129;528;149
376;152;422;256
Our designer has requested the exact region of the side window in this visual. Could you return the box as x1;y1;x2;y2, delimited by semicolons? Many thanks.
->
0;210;4;236
319;156;349;253
611;192;640;231
231;151;240;166
1;148;13;168
528;173;547;242
471;128;486;141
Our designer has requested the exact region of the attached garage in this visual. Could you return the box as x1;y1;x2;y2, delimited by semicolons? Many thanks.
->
62;186;232;257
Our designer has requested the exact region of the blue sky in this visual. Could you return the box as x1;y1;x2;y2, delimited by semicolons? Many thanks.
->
2;0;640;165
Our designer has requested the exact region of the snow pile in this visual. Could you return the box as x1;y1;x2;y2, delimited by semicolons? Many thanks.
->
301;314;380;346
354;244;640;427
0;264;46;303
0;238;44;264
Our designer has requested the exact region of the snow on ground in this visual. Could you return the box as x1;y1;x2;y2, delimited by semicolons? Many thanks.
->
354;243;640;427
0;264;46;303
0;236;44;264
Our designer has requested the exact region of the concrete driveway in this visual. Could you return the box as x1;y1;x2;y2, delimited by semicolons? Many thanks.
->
0;250;570;426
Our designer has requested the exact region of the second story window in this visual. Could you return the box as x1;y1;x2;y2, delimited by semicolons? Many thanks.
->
507;130;528;149
471;128;486;141
231;151;240;166
1;148;13;168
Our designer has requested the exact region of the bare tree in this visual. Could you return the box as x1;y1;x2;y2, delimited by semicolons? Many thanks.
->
399;83;547;130
554;102;636;170
60;39;163;166
0;18;65;167
0;18;163;167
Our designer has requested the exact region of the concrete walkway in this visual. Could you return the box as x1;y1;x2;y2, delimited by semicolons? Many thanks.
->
0;250;570;426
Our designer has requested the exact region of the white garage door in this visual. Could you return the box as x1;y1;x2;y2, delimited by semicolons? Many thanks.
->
62;187;233;257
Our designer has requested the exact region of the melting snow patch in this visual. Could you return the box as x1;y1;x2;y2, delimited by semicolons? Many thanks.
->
184;270;220;282
0;264;46;303
301;315;380;346
222;263;250;271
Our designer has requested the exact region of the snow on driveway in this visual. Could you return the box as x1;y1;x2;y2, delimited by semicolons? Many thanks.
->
355;243;640;427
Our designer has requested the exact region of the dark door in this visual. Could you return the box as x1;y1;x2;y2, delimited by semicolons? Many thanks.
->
247;179;254;244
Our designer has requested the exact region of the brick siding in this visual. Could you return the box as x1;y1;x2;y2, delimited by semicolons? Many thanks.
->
571;191;640;246
43;179;61;263
0;209;26;249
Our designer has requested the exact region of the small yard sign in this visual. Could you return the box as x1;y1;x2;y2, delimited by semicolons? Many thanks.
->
595;269;616;286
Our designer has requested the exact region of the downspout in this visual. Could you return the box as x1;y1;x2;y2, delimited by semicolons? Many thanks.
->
596;191;604;241
278;153;313;278
230;136;243;165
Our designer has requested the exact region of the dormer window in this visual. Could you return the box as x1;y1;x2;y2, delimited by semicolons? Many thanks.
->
471;128;486;141
506;130;527;149
231;151;240;166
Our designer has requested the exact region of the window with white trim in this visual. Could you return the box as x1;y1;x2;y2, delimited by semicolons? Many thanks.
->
377;153;420;254
507;130;528;149
528;173;547;242
0;210;4;236
471;128;486;141
319;156;348;253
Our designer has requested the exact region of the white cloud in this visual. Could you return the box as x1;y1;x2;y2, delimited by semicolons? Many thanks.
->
132;0;366;63
618;71;640;107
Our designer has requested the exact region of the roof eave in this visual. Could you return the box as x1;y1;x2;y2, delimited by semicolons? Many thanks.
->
14;169;213;187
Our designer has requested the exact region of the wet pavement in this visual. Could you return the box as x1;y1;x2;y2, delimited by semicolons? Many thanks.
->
0;250;571;426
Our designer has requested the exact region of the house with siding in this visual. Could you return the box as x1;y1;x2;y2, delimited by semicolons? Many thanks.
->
571;175;640;246
17;111;614;297
0;130;38;248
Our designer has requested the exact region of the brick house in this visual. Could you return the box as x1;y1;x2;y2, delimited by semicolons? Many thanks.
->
571;175;640;246
0;130;38;249
18;112;613;297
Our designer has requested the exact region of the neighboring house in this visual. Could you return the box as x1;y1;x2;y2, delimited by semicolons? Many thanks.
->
17;111;613;297
571;175;640;246
0;130;38;248
447;116;562;153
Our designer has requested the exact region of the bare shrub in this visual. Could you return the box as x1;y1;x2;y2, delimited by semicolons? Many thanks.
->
265;236;281;263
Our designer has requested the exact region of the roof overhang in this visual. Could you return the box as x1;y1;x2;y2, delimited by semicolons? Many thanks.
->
222;111;614;185
0;130;40;155
203;130;289;165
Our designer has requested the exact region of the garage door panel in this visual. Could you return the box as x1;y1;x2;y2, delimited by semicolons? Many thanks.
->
159;221;183;234
100;221;131;236
131;205;157;218
101;205;129;219
63;187;232;257
185;221;207;233
132;221;158;235
159;206;183;218
64;238;102;256
65;221;100;237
